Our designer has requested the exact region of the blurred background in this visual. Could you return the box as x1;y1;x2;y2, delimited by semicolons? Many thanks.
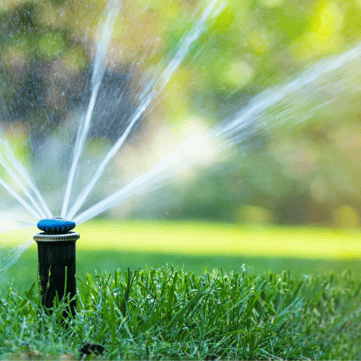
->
1;0;361;286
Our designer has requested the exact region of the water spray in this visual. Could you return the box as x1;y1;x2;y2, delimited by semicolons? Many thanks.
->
33;217;79;317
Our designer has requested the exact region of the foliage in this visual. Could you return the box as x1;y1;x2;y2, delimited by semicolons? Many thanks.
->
0;265;360;360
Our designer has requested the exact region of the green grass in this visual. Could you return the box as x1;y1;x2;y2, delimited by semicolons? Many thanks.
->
0;265;360;360
1;220;361;292
1;221;360;359
4;220;361;259
2;247;361;294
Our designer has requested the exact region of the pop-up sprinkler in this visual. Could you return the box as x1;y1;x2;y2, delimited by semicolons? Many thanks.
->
34;217;79;317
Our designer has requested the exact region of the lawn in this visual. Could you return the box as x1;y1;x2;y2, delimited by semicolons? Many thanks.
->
1;266;360;360
4;219;361;258
1;220;360;359
1;220;360;292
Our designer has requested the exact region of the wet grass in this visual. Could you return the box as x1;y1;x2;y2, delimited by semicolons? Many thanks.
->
0;265;360;360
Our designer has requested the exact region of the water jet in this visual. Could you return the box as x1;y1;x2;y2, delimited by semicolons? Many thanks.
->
1;0;361;305
33;217;79;317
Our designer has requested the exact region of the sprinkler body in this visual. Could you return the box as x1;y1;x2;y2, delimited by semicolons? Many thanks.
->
34;217;79;317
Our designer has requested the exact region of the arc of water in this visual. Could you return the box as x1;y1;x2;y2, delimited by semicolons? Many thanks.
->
0;159;46;219
0;138;52;217
61;85;100;218
92;0;122;90
66;90;154;220
67;0;220;220
0;214;36;225
0;176;41;220
74;41;361;224
61;0;122;218
0;224;36;233
73;131;218;225
0;239;33;275
219;43;361;140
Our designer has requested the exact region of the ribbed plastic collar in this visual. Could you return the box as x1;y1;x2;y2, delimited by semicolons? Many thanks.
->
33;231;80;242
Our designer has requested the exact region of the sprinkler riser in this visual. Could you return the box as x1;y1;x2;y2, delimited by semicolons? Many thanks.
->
34;230;79;317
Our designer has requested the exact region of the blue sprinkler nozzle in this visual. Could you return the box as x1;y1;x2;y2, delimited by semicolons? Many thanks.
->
37;217;76;234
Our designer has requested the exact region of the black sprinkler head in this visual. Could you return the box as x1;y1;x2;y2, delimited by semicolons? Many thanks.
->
34;216;79;318
37;217;76;234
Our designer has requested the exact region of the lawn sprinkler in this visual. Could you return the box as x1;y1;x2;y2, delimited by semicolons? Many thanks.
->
34;217;79;317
